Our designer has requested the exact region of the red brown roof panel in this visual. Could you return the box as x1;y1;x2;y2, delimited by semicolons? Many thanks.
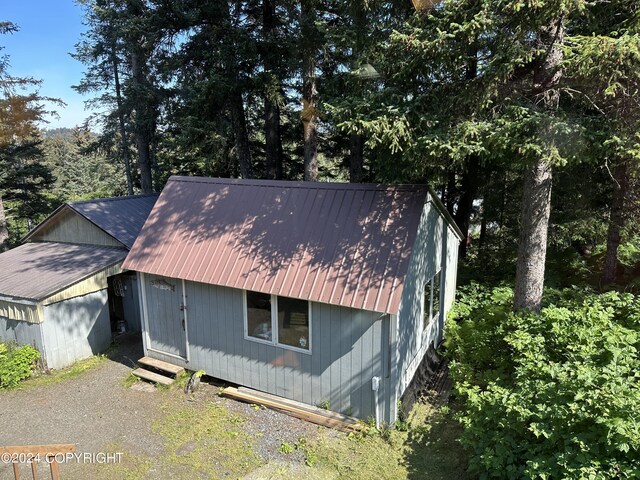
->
123;177;429;314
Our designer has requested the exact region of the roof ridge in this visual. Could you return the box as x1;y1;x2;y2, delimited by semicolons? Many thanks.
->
69;194;158;206
168;176;429;192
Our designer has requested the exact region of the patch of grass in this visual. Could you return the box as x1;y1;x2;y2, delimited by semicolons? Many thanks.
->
11;354;108;390
91;442;151;480
303;401;470;479
152;399;263;478
121;372;139;389
278;441;295;454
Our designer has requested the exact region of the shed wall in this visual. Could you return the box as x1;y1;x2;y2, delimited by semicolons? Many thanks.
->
0;316;44;356
142;275;394;422
395;200;459;398
41;290;111;369
30;208;123;247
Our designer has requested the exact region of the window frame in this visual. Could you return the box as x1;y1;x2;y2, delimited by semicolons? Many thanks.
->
421;269;442;340
243;290;313;355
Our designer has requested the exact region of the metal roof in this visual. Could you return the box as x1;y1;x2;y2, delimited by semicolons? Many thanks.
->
124;176;431;314
24;195;158;249
0;242;127;302
68;195;158;248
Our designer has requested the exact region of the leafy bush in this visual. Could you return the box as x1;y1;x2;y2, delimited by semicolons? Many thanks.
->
0;342;40;388
446;284;640;479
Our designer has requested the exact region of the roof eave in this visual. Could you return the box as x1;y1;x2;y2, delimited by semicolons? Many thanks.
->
427;186;465;241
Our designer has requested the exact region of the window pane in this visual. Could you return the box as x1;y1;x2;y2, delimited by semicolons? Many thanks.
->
277;296;310;350
246;291;272;342
432;272;441;320
423;280;431;329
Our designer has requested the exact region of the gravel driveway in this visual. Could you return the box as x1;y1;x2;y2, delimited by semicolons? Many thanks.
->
0;334;164;479
0;333;324;480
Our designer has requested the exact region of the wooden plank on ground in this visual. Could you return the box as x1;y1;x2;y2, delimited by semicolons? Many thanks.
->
132;368;174;385
237;386;361;425
0;444;76;456
222;387;363;433
138;356;184;376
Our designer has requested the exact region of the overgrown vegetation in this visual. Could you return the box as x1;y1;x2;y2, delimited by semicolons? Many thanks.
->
0;341;39;388
446;284;640;478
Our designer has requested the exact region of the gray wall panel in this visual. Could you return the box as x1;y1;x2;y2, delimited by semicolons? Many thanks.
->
0;317;44;361
143;279;392;421
395;201;460;402
41;290;111;369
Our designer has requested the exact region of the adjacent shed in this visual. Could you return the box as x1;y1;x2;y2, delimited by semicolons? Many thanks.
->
0;195;157;369
125;177;462;424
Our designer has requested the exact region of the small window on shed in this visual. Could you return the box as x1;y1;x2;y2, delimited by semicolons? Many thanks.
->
423;270;442;329
246;291;272;342
277;296;310;351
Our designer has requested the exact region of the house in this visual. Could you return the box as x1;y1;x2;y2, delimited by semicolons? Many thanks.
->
124;177;462;424
0;195;157;369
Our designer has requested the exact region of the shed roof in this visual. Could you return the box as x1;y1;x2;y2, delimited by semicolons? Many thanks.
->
124;176;433;314
24;194;158;249
0;242;127;302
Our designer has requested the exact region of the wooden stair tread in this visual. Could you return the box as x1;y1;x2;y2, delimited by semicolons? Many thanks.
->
132;368;174;385
222;387;363;433
138;356;184;375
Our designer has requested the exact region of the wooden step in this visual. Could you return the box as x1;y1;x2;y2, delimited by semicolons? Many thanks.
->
138;356;184;376
132;368;174;386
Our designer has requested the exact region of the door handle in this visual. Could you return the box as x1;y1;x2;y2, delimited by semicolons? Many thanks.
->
182;319;185;331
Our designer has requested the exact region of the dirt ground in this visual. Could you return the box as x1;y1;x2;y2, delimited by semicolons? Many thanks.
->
0;334;327;480
0;334;469;480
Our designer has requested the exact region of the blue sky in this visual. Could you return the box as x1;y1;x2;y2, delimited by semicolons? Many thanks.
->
2;1;92;129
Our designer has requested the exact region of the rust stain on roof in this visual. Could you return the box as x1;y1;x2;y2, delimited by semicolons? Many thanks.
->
123;177;429;314
0;242;127;301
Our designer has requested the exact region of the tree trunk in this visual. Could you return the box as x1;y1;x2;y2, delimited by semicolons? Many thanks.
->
349;134;364;183
301;0;318;182
0;195;8;251
602;159;629;285
130;48;154;194
111;44;134;195
513;19;564;312
230;90;253;179
454;155;481;259
263;0;282;180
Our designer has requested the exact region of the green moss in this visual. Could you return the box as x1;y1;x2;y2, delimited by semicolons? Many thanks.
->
152;400;263;478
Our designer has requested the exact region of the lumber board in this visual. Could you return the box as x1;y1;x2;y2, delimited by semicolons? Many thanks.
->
237;386;360;425
0;444;76;456
222;387;363;432
138;356;184;375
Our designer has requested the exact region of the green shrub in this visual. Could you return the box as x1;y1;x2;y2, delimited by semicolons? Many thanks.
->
0;342;40;388
446;284;640;479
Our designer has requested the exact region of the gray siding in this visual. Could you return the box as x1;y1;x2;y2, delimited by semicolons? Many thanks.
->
0;316;44;356
41;290;112;369
395;200;459;399
142;275;394;422
31;208;123;247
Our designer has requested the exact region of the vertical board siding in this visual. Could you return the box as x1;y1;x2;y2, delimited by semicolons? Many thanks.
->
395;201;460;399
31;208;123;247
0;316;44;359
144;279;391;421
41;290;111;369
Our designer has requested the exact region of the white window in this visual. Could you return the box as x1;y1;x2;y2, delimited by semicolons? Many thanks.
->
423;270;442;330
244;291;311;354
